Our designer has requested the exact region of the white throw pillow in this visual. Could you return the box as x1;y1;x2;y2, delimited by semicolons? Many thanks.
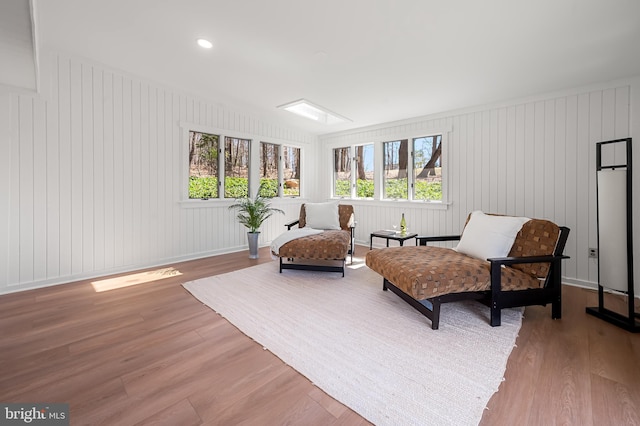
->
304;202;341;230
456;211;530;261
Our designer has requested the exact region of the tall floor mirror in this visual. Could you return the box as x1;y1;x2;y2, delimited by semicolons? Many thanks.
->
586;137;639;332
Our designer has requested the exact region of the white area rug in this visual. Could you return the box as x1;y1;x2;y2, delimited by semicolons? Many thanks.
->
183;261;522;426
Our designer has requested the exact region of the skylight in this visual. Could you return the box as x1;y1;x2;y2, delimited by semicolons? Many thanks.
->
278;99;350;125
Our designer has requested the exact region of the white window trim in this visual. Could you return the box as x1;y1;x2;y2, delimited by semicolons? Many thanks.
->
327;126;451;207
179;122;305;205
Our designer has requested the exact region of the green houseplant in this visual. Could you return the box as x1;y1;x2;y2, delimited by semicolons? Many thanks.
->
228;185;284;258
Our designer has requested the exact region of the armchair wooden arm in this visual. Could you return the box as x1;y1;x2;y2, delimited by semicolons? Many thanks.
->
416;235;461;245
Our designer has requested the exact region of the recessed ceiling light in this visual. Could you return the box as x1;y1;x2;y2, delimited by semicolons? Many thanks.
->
278;99;350;125
197;38;213;49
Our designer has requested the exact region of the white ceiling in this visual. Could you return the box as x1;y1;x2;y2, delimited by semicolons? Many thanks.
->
23;1;640;134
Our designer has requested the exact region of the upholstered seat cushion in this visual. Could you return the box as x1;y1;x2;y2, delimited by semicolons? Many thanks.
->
365;246;543;300
276;230;351;260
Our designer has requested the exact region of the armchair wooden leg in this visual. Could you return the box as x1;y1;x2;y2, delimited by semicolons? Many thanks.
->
490;303;502;327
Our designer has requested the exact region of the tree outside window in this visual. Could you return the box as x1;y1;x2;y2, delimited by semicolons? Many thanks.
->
224;137;250;198
355;144;374;198
258;143;301;197
383;140;408;199
259;142;279;197
188;131;219;199
333;147;351;197
413;135;442;201
282;146;300;197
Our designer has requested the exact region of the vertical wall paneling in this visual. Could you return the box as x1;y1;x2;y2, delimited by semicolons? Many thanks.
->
505;106;516;215
588;92;603;282
0;95;11;287
46;60;61;280
543;99;556;221
103;71;115;270
514;105;526;216
553;98;567;229
57;57;72;278
33;97;47;282
564;95;578;279
481;111;491;212
93;67;105;272
122;77;133;265
319;83;634;289
19;97;34;283
8;94;21;286
111;73;123;268
1;52;314;294
70;60;83;275
495;108;506;214
81;64;94;273
533;101;545;219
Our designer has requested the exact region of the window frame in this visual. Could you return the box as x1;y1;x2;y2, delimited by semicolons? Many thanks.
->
328;128;449;207
332;146;352;198
180;122;305;205
259;141;302;198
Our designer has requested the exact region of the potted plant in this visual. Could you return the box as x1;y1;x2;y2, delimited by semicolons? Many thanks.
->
228;185;284;259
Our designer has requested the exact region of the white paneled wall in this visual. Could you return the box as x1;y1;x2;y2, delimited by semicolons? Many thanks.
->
0;52;312;294
321;84;633;289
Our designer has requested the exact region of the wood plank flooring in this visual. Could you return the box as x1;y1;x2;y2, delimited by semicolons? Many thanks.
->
1;246;639;425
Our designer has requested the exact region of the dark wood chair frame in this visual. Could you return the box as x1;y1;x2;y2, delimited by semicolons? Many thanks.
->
383;226;570;329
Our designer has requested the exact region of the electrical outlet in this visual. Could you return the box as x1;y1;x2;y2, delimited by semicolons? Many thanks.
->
588;248;598;259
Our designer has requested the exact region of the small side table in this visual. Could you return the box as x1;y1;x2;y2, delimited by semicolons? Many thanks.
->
370;231;418;249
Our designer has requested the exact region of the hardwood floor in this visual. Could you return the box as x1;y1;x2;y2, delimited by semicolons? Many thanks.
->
1;246;639;425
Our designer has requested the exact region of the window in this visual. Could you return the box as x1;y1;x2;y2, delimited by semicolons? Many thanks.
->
330;131;445;203
259;142;279;197
188;130;219;199
282;146;301;197
333;147;351;197
382;135;443;201
258;142;301;197
332;144;374;198
412;135;442;201
224;137;250;198
185;125;306;202
383;139;408;199
355;144;374;198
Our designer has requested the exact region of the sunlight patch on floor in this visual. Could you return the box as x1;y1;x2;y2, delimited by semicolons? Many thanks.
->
347;256;367;269
91;267;182;292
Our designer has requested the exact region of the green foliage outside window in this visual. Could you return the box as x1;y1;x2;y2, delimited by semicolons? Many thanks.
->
335;179;440;200
385;179;441;200
189;176;218;199
189;176;248;199
259;179;279;197
334;180;351;197
190;176;302;199
415;181;442;201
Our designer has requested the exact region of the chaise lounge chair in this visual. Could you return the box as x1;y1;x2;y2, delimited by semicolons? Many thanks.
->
271;202;355;276
366;211;570;329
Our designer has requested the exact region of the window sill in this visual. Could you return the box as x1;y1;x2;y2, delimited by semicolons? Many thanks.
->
179;197;307;209
330;198;451;210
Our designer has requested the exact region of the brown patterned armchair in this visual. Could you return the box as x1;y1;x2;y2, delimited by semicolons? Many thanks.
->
366;213;570;329
273;204;355;276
